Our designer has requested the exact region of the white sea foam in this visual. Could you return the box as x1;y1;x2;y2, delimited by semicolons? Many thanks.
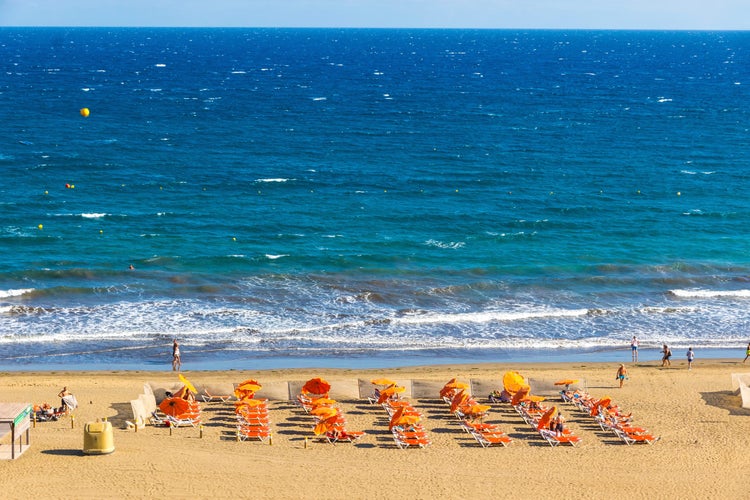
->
0;288;34;299
312;97;327;101
425;239;465;249
670;289;750;298
392;308;589;326
155;63;166;67
80;213;107;219
256;178;290;183
265;254;288;260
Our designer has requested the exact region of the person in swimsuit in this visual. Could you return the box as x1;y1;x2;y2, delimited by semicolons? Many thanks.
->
631;336;639;362
661;344;672;367
57;386;71;413
616;364;628;388
553;413;565;436
687;347;695;370
172;339;181;372
744;342;750;363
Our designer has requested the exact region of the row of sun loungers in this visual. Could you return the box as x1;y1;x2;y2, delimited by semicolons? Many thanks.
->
440;379;512;448
369;379;431;449
501;372;582;447
234;379;272;442
296;378;366;444
514;400;582;447
560;388;660;445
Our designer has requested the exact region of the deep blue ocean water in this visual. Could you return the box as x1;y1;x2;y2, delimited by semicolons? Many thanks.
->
2;28;750;369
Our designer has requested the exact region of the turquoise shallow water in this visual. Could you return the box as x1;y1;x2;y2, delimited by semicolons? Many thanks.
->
2;28;750;369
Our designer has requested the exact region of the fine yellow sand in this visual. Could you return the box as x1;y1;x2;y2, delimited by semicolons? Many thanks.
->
1;359;748;499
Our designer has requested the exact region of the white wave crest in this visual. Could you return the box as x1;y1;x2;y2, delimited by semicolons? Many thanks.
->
255;178;291;183
80;213;107;219
0;288;34;299
393;308;589;326
670;289;750;299
265;254;288;260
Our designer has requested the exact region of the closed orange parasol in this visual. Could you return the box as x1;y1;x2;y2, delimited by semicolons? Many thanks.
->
450;391;469;413
159;397;190;417
503;371;527;395
314;420;336;436
302;377;331;395
510;386;531;406
537;406;557;431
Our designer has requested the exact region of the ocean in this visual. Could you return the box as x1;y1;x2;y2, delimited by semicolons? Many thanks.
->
2;27;750;370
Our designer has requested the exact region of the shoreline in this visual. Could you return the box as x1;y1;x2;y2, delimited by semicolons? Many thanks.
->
1;346;744;372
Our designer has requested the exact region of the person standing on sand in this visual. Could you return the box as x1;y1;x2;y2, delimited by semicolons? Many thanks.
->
744;342;750;363
661;344;672;367
172;339;181;372
687;347;695;370
616;364;628;388
631;336;639;362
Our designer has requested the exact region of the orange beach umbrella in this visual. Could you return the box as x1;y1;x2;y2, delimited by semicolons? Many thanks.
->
302;377;331;395
554;379;579;386
463;404;491;417
503;371;527;395
377;385;405;404
159;397;190;417
390;414;421;430
310;406;339;419
371;378;396;386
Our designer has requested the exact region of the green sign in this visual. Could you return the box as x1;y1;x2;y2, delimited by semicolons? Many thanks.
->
13;405;32;427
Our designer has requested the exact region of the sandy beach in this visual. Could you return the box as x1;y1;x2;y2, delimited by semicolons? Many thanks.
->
1;358;748;499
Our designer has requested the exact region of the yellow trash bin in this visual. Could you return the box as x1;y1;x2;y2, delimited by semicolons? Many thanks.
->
83;421;115;455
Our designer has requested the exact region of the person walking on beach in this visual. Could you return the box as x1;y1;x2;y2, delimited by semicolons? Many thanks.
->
172;339;181;372
687;347;695;370
744;342;750;363
616;364;628;388
631;336;639;362
661;344;672;367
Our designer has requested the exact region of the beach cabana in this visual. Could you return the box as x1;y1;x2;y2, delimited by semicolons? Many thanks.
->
0;404;33;459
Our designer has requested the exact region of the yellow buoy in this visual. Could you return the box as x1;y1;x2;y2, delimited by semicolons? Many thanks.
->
37;224;43;230
80;108;90;117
